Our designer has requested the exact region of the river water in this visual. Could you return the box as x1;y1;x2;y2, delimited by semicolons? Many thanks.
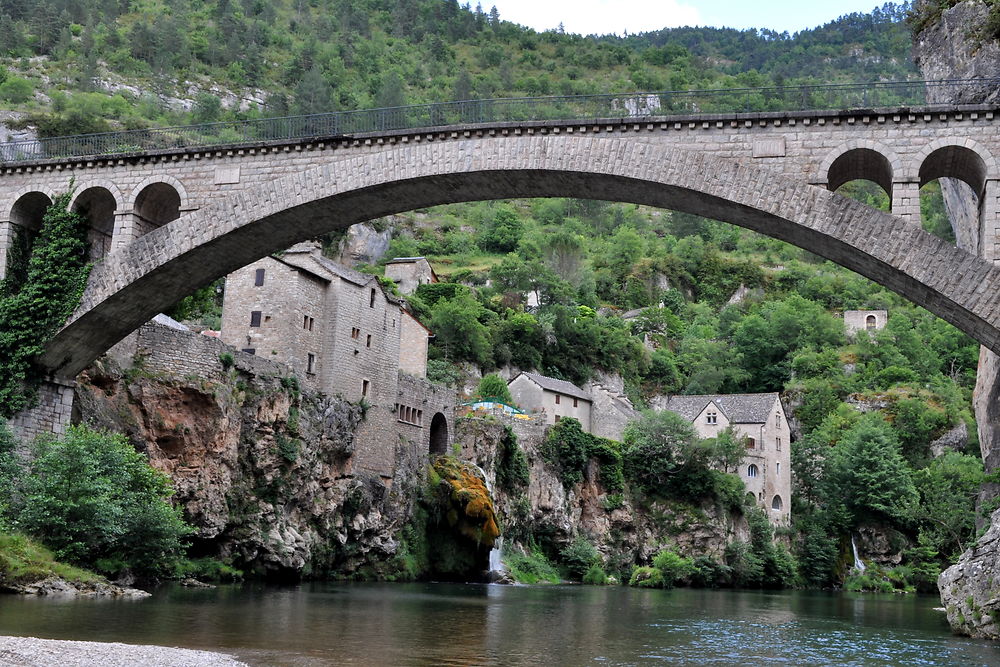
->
1;583;998;665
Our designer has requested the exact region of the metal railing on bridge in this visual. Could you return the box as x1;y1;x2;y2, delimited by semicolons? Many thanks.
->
0;79;997;164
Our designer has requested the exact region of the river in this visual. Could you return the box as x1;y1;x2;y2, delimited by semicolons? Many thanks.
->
1;583;997;665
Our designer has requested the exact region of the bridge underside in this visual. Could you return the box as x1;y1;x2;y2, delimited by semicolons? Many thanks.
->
35;135;1000;377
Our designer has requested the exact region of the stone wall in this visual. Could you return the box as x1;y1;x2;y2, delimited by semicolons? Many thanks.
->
8;379;75;448
397;372;456;459
398;309;429;378
843;309;887;336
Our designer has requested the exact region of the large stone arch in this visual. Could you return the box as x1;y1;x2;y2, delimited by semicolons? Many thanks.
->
38;135;1000;377
7;190;51;233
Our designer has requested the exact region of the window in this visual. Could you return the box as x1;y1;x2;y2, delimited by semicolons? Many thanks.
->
307;353;316;374
746;437;756;449
555;415;561;422
351;327;360;339
573;397;579;408
776;462;781;476
706;411;717;425
776;437;781;452
555;394;561;405
771;495;783;511
250;310;262;327
370;288;376;308
747;464;759;478
866;314;877;331
775;412;781;427
241;348;256;355
309;317;314;331
366;334;372;348
362;379;369;397
254;268;265;286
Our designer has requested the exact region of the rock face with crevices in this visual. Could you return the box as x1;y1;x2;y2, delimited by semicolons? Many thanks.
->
913;0;1000;638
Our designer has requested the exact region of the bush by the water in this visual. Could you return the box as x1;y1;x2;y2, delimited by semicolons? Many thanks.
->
1;424;191;579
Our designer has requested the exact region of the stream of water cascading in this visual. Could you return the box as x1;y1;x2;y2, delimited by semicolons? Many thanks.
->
851;534;866;573
470;462;506;578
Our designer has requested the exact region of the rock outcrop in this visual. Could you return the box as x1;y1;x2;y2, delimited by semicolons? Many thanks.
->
913;0;1000;637
938;507;1000;638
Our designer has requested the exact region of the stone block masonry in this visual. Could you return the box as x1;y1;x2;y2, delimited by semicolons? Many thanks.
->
8;378;74;449
2;107;999;389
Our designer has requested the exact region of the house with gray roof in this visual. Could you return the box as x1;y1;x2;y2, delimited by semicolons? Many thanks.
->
508;371;593;431
659;392;791;524
384;256;438;295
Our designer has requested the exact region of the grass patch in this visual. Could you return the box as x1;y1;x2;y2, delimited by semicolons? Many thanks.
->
505;544;560;584
0;533;104;587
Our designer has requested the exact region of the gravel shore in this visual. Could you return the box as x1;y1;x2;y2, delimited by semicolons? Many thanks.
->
0;636;248;666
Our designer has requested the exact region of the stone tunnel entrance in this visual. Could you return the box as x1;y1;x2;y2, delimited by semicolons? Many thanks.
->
429;412;448;455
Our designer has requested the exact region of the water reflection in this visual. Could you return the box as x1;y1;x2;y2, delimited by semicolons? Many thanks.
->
0;584;997;666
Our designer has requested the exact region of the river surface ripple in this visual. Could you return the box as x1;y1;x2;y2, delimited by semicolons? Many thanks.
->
1;582;998;666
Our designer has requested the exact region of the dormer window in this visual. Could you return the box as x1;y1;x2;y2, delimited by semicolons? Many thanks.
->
706;411;717;425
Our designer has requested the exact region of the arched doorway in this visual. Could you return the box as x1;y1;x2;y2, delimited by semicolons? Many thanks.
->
429;412;448;455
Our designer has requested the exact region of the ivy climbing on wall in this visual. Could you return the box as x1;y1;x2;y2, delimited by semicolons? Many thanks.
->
0;191;90;418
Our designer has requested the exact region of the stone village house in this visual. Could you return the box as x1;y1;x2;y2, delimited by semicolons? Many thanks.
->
221;243;454;479
658;393;791;524
509;370;789;524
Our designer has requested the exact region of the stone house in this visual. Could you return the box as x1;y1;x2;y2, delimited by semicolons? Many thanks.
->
221;243;454;478
659;393;791;524
384;257;438;295
843;309;888;336
508;372;593;431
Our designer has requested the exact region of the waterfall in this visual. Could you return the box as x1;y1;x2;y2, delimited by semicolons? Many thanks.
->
470;462;506;579
851;534;866;574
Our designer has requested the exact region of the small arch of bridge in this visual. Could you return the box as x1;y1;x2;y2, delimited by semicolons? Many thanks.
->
7;190;51;234
35;136;1000;378
820;140;904;198
916;139;995;198
69;181;125;263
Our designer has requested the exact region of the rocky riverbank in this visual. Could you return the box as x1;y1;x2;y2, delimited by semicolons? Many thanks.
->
0;636;246;667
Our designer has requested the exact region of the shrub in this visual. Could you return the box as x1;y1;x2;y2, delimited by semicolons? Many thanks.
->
560;536;601;580
583;564;609;585
12;425;191;579
629;565;664;588
494;426;530;493
652;548;694;588
476;374;513;403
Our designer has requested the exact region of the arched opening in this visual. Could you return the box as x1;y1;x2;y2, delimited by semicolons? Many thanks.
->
826;148;893;198
771;495;783;511
6;192;51;277
133;182;181;237
429;412;448;455
865;314;876;331
747;464;759;478
918;146;988;249
10;191;50;235
72;187;117;261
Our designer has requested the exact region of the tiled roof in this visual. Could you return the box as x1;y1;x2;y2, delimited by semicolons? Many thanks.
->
385;257;427;263
515;372;591;402
663;393;779;424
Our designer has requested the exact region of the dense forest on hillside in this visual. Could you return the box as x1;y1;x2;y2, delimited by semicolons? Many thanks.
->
0;0;916;136
0;0;988;591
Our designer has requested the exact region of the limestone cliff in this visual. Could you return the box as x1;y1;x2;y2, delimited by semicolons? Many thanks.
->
75;349;422;579
913;0;1000;638
456;416;747;574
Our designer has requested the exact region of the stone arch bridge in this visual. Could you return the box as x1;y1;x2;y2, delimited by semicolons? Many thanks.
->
4;94;1000;434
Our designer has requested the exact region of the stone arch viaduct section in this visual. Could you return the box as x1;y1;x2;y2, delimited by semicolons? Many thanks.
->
1;106;1000;378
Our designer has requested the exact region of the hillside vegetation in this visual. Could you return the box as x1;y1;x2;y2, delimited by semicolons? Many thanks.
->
0;1;915;135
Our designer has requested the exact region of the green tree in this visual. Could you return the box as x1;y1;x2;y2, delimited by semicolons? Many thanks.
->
824;413;918;526
12;425;190;578
429;292;492;366
476;373;512;402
